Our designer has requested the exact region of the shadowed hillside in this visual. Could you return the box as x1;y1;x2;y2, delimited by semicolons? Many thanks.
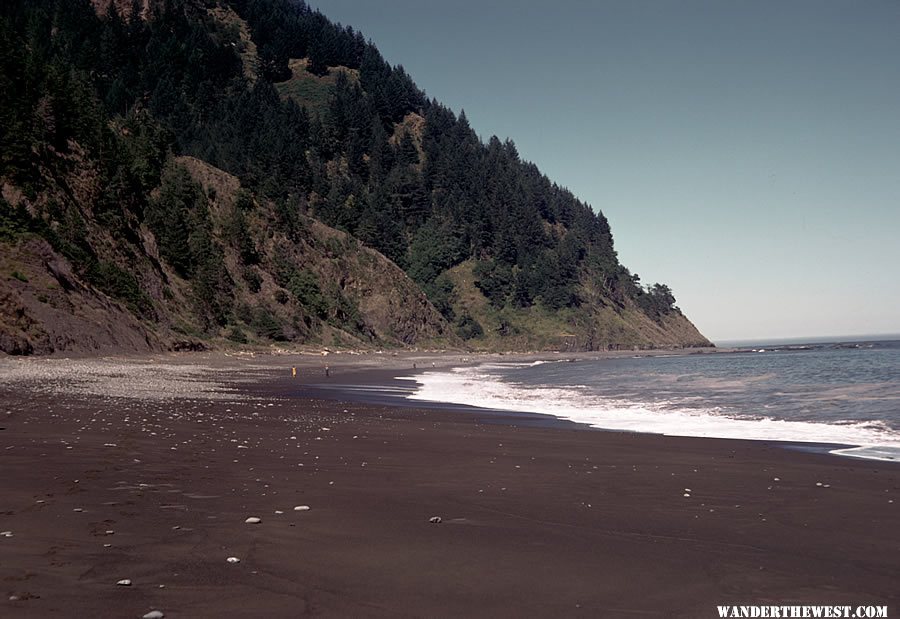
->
0;0;710;354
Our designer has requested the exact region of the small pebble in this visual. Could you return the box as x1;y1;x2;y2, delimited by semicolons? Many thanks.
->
143;611;165;619
245;517;261;524
226;557;240;564
116;579;132;586
293;505;310;512
429;516;442;524
1;531;13;538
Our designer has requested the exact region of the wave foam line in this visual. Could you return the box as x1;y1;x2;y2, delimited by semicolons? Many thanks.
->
401;367;900;461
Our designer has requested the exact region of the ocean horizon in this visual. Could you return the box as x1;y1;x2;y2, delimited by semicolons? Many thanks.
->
715;333;900;349
402;337;900;463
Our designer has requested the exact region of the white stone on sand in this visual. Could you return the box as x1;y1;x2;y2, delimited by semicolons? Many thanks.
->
245;517;261;524
429;516;442;524
293;505;310;511
143;611;165;619
116;579;132;586
226;557;240;564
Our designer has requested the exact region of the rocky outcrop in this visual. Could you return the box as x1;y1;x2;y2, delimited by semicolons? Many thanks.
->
0;239;159;355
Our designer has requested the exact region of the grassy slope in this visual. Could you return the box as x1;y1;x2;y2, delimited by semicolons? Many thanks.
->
446;260;710;351
274;59;359;113
0;8;711;355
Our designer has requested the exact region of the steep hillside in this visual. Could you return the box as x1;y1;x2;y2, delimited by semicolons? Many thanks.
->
0;155;453;354
0;0;711;354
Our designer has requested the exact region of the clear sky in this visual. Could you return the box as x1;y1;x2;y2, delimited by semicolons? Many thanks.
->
310;0;900;343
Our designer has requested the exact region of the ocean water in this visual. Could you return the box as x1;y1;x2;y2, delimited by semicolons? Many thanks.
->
404;339;900;461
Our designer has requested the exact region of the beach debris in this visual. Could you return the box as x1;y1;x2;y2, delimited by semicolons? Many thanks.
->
1;531;12;538
294;505;310;511
773;477;780;482
244;517;262;524
274;510;283;514
116;579;132;586
815;482;823;487
683;493;691;498
429;516;442;524
226;557;241;564
73;508;83;512
143;611;165;619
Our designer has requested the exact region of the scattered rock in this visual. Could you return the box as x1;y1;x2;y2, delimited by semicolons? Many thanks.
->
293;505;310;512
244;517;261;524
143;611;165;619
1;531;13;538
116;579;132;586
226;557;240;564
429;516;442;524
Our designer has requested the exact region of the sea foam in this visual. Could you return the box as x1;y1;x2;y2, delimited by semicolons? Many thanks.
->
401;365;900;461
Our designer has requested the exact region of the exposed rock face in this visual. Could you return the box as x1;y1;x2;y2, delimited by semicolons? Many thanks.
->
0;239;159;355
0;1;712;356
1;158;454;355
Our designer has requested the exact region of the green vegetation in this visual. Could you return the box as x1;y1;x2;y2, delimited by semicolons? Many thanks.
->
274;62;349;113
85;261;153;318
635;283;678;322
0;0;703;350
287;269;327;318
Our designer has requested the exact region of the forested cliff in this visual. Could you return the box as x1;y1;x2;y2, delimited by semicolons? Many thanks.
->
0;0;711;354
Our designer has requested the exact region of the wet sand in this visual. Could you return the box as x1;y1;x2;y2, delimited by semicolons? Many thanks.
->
1;355;898;618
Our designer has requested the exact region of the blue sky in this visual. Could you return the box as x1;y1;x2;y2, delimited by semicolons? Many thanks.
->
311;0;900;342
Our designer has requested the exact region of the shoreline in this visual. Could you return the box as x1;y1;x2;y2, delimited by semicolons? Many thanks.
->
2;353;899;617
3;348;896;463
284;359;900;465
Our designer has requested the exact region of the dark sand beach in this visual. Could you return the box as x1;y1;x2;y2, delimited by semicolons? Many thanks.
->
1;353;898;618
